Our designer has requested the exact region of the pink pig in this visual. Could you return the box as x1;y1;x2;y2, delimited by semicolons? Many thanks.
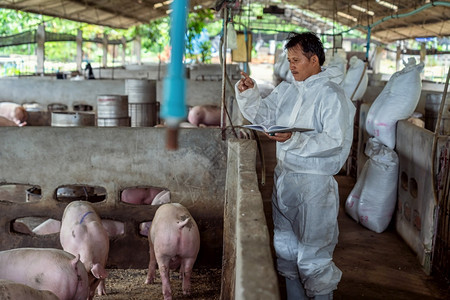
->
0;248;89;300
0;102;28;126
187;105;221;127
0;116;20;126
33;218;62;235
60;201;109;299
121;188;170;205
145;203;200;300
0;279;59;300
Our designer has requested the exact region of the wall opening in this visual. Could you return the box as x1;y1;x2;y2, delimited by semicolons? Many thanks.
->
409;178;418;198
120;187;170;205
101;219;125;238
55;185;106;202
0;184;41;203
12;217;60;235
400;172;408;191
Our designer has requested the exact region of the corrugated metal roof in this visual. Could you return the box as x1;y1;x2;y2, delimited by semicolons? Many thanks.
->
0;0;448;43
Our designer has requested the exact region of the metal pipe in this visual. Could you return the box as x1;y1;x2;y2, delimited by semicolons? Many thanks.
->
341;2;450;62
370;2;450;29
220;7;228;138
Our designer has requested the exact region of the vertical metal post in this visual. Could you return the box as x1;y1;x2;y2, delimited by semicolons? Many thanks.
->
221;8;228;140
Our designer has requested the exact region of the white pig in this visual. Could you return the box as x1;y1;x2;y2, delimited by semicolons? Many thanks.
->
0;116;20;126
187;105;221;127
145;203;200;300
0;102;28;126
121;188;170;205
60;201;109;299
0;279;59;300
101;219;125;237
32;218;62;235
0;248;89;300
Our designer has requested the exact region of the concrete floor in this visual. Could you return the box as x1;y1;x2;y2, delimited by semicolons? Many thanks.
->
255;133;449;300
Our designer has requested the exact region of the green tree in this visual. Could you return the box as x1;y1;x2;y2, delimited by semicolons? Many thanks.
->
185;9;214;62
134;18;170;57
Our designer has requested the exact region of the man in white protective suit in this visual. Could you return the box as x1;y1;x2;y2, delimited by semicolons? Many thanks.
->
235;32;355;299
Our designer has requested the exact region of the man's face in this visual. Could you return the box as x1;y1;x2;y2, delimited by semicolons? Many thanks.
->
287;44;320;82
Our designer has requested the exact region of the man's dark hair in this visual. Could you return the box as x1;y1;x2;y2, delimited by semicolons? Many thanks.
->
284;32;325;66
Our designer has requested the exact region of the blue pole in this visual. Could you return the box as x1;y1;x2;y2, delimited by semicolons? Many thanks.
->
161;0;189;127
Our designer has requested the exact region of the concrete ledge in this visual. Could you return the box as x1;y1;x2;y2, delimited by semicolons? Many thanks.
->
223;139;279;300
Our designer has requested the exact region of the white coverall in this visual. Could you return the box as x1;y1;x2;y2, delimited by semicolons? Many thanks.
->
235;66;356;297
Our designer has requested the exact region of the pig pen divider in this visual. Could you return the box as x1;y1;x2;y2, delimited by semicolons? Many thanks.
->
0;127;226;269
222;139;280;300
0;128;280;299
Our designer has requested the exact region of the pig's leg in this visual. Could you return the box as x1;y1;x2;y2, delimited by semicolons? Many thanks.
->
96;279;106;295
180;258;196;295
145;239;157;284
156;256;172;300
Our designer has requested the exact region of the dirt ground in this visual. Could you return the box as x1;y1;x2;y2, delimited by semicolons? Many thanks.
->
94;266;222;300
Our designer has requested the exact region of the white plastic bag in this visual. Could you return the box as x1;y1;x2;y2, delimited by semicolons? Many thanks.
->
273;51;290;82
345;138;399;233
325;49;347;76
341;56;368;101
227;23;237;50
366;58;423;148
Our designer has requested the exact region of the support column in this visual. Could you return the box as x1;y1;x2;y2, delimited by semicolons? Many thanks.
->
133;36;141;65
396;44;402;72
36;25;45;75
121;37;126;66
76;29;83;73
420;42;426;63
103;34;108;68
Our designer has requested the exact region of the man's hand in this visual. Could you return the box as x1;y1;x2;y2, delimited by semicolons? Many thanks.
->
238;71;254;92
265;132;292;142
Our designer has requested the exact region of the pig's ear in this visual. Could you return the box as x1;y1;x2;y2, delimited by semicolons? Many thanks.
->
91;263;108;279
71;254;81;268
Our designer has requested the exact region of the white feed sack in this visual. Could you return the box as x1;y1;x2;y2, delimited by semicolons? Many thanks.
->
365;58;424;149
345;138;399;233
340;56;368;101
273;51;290;81
325;49;347;76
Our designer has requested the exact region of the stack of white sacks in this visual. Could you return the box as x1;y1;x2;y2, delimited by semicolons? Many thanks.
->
345;57;424;233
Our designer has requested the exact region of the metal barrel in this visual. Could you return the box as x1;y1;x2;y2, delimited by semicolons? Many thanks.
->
47;103;68;112
128;103;158;127
51;112;95;127
97;117;131;127
97;95;129;118
125;79;157;127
